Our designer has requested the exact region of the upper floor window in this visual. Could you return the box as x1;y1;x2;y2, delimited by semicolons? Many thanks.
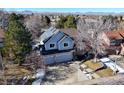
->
64;43;68;47
50;44;55;48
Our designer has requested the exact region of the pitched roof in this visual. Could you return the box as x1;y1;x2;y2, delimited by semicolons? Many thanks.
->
45;31;65;44
58;35;74;44
60;28;78;40
37;27;77;46
58;35;68;43
105;30;124;40
38;27;59;44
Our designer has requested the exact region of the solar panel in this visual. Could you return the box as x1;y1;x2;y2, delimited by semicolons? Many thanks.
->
39;27;59;44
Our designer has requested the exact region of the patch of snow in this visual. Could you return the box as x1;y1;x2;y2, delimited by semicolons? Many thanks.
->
35;69;45;79
100;57;124;74
100;58;111;63
32;69;45;85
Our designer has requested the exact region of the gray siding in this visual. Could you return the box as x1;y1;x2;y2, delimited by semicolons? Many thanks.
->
58;36;74;51
43;56;55;64
55;52;73;63
44;32;64;51
43;51;74;65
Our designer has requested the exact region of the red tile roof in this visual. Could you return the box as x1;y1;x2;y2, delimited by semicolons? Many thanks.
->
105;30;124;40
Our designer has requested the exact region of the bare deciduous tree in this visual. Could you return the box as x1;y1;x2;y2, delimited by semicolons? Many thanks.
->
76;16;118;61
25;14;50;39
24;51;45;70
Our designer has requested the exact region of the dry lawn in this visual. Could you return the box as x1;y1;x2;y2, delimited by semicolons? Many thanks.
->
96;68;113;77
84;60;113;77
0;64;32;80
84;60;103;71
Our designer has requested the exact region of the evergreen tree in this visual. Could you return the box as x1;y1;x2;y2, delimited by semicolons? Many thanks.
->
44;16;51;25
2;13;32;65
56;15;76;28
64;15;76;28
56;16;67;28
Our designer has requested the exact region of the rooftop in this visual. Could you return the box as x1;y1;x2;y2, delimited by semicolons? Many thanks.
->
105;30;124;40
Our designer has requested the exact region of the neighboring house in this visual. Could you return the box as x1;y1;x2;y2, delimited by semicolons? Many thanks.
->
98;30;124;55
33;27;75;64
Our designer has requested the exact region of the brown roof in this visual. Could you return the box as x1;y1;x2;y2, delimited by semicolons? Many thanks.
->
105;30;124;40
0;29;5;39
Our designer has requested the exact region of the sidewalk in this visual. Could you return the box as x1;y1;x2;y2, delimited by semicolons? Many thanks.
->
80;64;100;79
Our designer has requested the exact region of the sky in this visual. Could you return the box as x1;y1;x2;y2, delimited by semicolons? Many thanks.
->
4;8;124;13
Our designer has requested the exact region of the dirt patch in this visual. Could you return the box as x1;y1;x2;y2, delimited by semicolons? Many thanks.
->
43;62;80;84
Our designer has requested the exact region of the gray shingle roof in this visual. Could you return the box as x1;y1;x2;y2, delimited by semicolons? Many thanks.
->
38;27;59;44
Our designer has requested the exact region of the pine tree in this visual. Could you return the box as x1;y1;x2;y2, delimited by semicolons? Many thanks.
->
64;15;76;28
56;16;67;28
2;13;32;65
56;15;76;28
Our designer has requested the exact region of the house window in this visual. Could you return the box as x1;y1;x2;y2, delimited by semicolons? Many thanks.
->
50;44;55;48
64;43;68;47
110;40;116;46
110;39;122;46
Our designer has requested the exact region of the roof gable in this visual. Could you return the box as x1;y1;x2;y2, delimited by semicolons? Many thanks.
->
45;31;65;44
39;27;75;45
58;35;73;44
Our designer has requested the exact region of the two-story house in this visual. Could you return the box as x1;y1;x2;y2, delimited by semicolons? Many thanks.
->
33;27;75;64
98;30;124;55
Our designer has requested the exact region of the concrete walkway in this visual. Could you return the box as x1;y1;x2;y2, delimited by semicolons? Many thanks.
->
77;69;89;81
80;64;100;79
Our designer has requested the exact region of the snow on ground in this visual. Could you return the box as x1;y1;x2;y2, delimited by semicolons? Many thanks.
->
100;57;124;74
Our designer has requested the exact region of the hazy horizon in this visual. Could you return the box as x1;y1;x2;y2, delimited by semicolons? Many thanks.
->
3;8;124;13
